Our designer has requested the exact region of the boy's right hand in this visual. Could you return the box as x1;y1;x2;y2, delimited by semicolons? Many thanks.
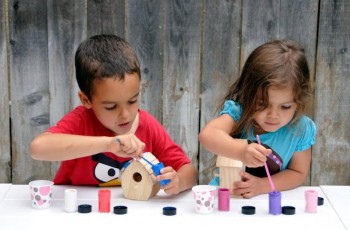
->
242;142;271;167
108;133;145;158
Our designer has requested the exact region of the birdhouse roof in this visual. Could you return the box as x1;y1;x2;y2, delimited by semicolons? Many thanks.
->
216;156;243;167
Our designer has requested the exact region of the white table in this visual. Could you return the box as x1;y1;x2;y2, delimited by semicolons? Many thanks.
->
0;184;11;204
321;185;350;229
0;185;346;230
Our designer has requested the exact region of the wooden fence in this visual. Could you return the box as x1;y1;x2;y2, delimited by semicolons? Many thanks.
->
0;0;349;186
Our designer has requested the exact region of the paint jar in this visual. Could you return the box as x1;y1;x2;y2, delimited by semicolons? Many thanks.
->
64;189;78;212
305;190;318;213
218;188;230;211
269;191;281;215
98;189;111;212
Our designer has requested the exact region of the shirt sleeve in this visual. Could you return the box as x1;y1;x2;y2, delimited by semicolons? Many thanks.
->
219;100;242;122
295;116;317;152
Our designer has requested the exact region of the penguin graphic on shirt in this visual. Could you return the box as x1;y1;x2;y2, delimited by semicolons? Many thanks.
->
92;153;129;186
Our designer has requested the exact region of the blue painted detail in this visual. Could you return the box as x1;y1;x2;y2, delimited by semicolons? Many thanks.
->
141;157;170;186
151;162;170;186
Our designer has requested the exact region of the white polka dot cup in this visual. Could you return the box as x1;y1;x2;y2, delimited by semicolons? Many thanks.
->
192;185;217;214
29;180;53;209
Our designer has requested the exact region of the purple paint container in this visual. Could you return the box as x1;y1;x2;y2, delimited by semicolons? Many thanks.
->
269;191;281;215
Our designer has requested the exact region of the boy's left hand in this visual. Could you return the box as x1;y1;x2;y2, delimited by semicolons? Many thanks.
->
232;171;264;198
157;166;180;195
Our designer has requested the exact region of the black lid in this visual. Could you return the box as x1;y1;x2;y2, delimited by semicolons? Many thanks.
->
282;206;295;215
241;206;255;215
163;206;177;216
78;204;92;213
318;197;324;206
113;206;128;215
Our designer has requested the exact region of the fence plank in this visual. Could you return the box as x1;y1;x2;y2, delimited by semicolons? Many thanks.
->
199;0;242;184
87;0;125;38
9;0;50;183
46;0;86;177
2;0;350;186
241;0;280;61
0;0;11;183
127;0;163;121
313;0;350;185
163;0;202;168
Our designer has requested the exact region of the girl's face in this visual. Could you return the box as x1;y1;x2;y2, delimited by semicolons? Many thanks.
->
253;86;297;134
82;73;140;135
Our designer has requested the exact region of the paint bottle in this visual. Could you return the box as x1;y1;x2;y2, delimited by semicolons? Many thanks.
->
305;190;318;213
218;188;230;211
64;189;77;212
269;191;281;215
98;189;111;213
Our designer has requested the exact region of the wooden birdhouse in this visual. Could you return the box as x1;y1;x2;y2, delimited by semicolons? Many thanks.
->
121;152;161;201
216;156;244;197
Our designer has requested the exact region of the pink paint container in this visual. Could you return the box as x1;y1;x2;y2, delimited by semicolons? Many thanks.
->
305;189;318;213
218;188;230;211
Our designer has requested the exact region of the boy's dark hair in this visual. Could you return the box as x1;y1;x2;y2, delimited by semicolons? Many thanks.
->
75;34;140;100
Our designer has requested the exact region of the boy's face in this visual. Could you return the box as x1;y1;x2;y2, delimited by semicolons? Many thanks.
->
81;73;140;135
253;86;297;133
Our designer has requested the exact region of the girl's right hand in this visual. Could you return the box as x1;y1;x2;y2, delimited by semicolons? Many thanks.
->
242;142;271;167
108;133;145;158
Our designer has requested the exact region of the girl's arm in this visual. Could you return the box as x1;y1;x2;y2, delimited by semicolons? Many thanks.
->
199;114;269;167
271;148;312;191
30;132;145;161
234;148;312;198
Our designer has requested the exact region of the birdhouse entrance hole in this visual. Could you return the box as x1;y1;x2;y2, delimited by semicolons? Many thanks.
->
133;172;142;182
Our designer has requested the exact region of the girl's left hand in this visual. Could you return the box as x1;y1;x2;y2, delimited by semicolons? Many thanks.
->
232;171;264;198
157;166;180;195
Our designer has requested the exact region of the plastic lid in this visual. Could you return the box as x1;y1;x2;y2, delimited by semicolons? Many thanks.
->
282;206;296;215
113;206;128;215
318;197;324;206
163;206;177;216
78;204;92;213
241;206;255;215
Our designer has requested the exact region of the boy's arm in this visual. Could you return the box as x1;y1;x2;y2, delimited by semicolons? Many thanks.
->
30;132;144;161
159;163;197;195
177;163;197;192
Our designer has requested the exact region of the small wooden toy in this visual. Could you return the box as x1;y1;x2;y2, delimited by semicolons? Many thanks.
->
216;155;244;197
121;152;162;201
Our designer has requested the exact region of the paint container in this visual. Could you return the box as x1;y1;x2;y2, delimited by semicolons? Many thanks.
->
269;191;281;215
218;188;230;211
98;189;111;213
64;189;78;212
305;190;318;213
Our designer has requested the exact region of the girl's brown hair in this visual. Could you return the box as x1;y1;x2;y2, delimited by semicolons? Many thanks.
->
223;39;311;136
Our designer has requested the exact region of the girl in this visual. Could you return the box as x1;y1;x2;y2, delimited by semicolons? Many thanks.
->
199;39;316;198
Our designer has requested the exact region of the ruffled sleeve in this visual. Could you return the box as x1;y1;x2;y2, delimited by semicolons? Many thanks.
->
219;100;242;122
295;116;317;152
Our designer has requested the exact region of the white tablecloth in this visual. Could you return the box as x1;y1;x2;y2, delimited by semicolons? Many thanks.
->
321;185;350;229
0;185;346;230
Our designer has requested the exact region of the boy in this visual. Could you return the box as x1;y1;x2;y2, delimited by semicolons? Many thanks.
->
30;34;197;195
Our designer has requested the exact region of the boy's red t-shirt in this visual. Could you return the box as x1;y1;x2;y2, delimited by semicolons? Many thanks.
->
48;106;190;186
